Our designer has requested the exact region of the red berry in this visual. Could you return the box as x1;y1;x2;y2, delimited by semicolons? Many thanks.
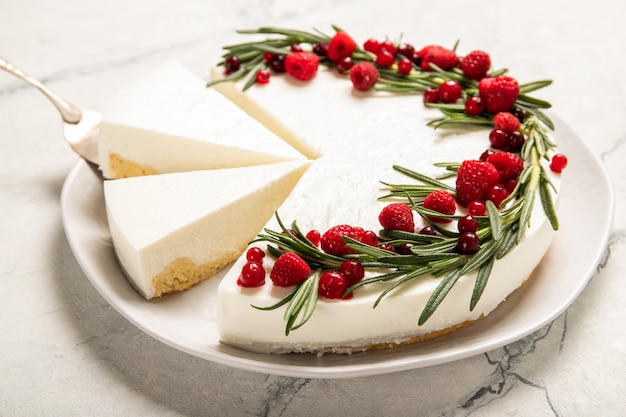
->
416;45;459;71
321;225;364;256
318;271;350;299
380;243;395;252
255;69;270;84
267;54;286;73
458;215;479;233
493;112;521;133
270;252;311;287
224;56;241;74
486;184;510;208
457;232;480;254
504;130;525;152
397;58;413;74
246;247;265;263
284;52;320;81
550;154;568;173
379;40;397;55
503;179;518;193
423;87;440;104
480;149;495;162
335;56;354;74
305;230;321;246
327;31;357;62
439;80;462;103
312;43;328;57
465;96;485;116
486;151;524;182
423;190;456;223
468;201;487;216
397;43;415;58
419;226;437;235
349;62;380;91
363;38;380;54
238;262;266;287
478;76;520;114
489;129;508;149
263;52;274;62
378;203;415;232
455;160;500;206
360;230;379;247
376;50;395;67
339;259;365;286
290;44;303;52
460;50;491;80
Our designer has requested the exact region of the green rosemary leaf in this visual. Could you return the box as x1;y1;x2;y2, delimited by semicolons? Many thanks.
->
459;239;497;276
517;94;552;109
519;80;552;94
374;267;430;308
470;255;495;311
410;239;458;256
378;229;444;243
486;200;503;241
392;165;456;191
289;271;321;332
252;287;297;311
345;270;407;295
495;225;519;259
539;176;559;231
419;269;462;325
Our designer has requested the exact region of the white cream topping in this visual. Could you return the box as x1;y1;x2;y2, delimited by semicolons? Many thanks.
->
98;61;305;178
214;68;561;353
104;160;309;299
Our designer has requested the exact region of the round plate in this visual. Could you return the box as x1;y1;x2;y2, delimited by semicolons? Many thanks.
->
61;116;613;379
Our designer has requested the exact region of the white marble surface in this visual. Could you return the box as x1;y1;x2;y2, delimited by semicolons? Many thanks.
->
1;0;624;415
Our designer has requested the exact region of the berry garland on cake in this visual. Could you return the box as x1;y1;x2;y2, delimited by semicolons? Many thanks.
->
208;26;568;335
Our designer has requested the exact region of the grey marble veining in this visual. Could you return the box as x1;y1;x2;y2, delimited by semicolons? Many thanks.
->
1;0;625;416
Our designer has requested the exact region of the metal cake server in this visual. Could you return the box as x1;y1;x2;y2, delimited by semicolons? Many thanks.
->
0;56;101;165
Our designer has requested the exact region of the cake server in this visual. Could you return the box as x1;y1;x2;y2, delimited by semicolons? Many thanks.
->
0;56;101;165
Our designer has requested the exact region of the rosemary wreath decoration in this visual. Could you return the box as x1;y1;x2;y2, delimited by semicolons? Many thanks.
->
209;26;560;336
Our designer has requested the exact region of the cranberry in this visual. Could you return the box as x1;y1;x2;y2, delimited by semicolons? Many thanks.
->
263;52;274;62
457;232;480;254
268;54;286;72
411;52;422;67
380;243;396;252
379;40;396;55
480;149;495;162
397;58;413;74
361;230;379;246
339;259;365;286
363;38;380;54
465;96;485;115
238;262;266;287
290;44;303;52
376;50;395;67
458;215;479;233
318;271;350;299
489;129;508;149
312;43;328;57
246;247;265;263
423;87;440;104
335;56;354;74
504;130;525;152
306;230;321;246
550;154;568;173
468;201;486;216
510;107;526;122
224;56;241;74
255;69;270;84
487;184;510;207
438;80;462;103
419;226;437;235
503;179;517;193
397;243;414;255
397;43;415;58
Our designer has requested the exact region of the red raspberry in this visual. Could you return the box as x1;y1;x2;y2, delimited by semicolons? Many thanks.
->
284;52;320;81
478;76;520;114
327;31;357;62
321;225;366;256
438;80;462;103
416;45;459;71
269;252;311;287
378;203;415;232
460;50;491;80
486;152;524;182
423;190;456;223
349;62;380;91
318;271;350;299
455;160;500;206
493;112;521;133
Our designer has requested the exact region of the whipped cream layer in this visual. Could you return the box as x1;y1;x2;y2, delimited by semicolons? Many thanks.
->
215;68;561;353
99;62;305;179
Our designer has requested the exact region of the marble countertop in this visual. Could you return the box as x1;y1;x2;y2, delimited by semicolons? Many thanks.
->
1;0;624;415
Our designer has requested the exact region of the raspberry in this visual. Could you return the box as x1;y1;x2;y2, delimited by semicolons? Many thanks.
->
438;80;462;103
416;45;459;71
318;271;350;299
486;152;524;182
460;50;491;80
423;190;456;223
321;225;365;256
455;160;500;206
284;52;320;81
493;112;521;133
550;154;568;173
378;203;415;232
478;76;520;114
269;252;311;287
349;62;380;91
327;31;357;62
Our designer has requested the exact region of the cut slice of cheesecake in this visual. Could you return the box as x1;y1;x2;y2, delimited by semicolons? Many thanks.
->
98;61;305;179
104;160;309;299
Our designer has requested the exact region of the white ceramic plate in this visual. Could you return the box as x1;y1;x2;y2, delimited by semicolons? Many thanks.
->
61;116;613;379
